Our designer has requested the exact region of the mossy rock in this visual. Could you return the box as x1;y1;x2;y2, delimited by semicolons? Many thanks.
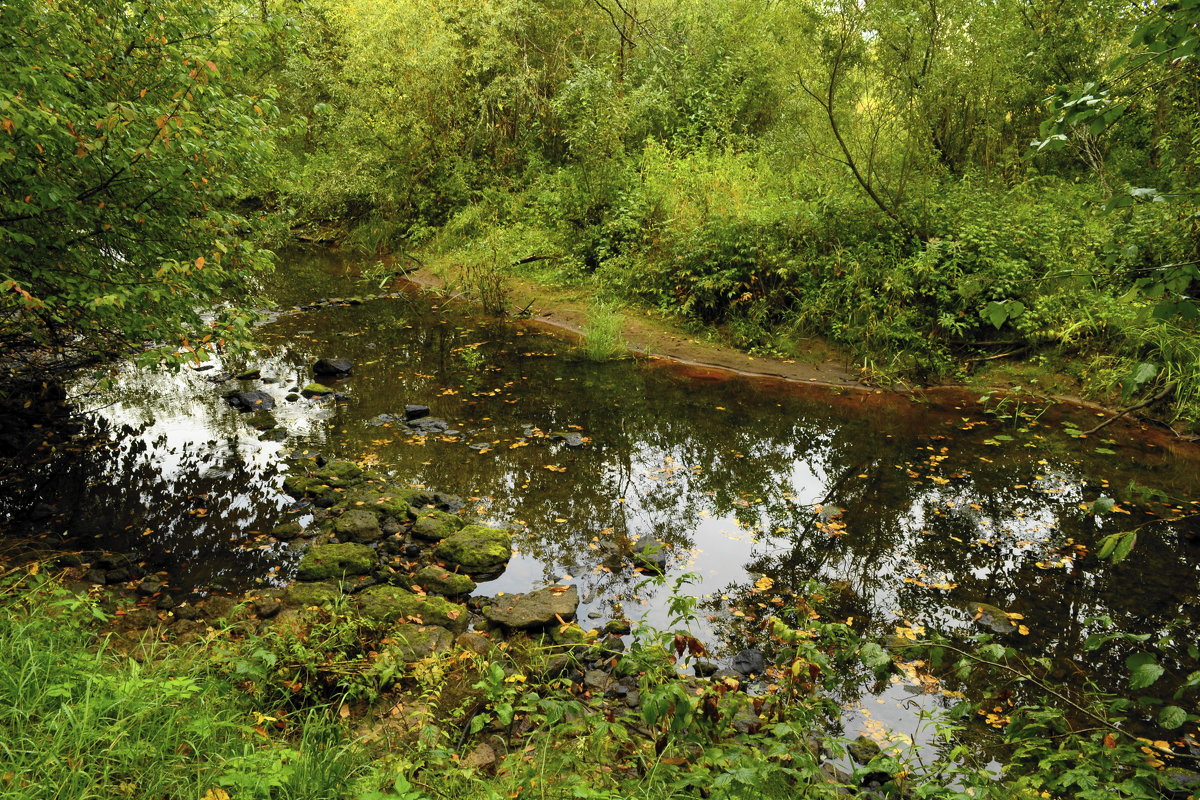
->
301;383;334;397
312;460;364;488
434;525;512;574
382;623;455;663
355;585;468;633
334;509;382;543
272;521;304;541
392;486;437;514
338;490;411;520
295;542;376;581
411;509;466;541
411;565;476;597
282;474;319;497
284;581;341;608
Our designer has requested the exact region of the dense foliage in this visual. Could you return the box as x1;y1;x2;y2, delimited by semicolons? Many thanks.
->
0;0;279;381
270;0;1200;422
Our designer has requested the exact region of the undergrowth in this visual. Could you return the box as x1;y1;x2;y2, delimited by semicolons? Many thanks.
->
1;566;1197;800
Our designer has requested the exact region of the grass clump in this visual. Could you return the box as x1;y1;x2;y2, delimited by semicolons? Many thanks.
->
580;301;627;362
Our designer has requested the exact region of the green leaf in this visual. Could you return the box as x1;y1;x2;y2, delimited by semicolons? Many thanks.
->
1159;705;1188;729
1126;652;1164;690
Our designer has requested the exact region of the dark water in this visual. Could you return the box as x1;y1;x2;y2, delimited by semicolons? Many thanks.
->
4;248;1199;745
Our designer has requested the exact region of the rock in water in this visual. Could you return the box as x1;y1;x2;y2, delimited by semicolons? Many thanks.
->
333;509;382;543
631;535;667;572
313;358;353;376
355;585;468;632
301;383;334;397
225;390;275;411
731;648;765;677
404;404;430;421
484;586;579;630
434;525;513;574
295;542;376;581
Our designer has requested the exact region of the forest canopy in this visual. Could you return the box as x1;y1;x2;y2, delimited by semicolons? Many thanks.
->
2;0;1198;421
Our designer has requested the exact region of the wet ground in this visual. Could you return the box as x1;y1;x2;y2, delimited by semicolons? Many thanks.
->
3;247;1199;746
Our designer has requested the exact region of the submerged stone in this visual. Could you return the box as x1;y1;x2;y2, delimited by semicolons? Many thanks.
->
225;390;275;411
295;542;376;581
334;509;382;543
434;525;512;574
313;358;353;376
411;508;466;541
271;521;304;541
484;585;579;630
355;585;468;632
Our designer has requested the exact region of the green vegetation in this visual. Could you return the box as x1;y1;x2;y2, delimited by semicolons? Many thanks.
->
3;0;1198;421
0;0;282;381
267;0;1200;424
580;301;626;362
3;567;1198;799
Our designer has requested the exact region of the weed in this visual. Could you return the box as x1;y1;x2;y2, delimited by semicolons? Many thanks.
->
581;301;626;361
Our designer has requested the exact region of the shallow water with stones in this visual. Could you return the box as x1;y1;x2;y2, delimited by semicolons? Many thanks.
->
4;248;1200;748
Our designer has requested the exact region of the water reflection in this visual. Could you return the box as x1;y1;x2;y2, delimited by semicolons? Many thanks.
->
3;248;1199;738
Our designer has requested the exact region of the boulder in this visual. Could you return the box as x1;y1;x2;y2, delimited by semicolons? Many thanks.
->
385;623;454;662
334;509;382;543
284;581;340;608
411;565;476;597
312;460;364;488
411;509;466;541
434;525;513;574
225;390;275;411
404;404;430;421
313;358;353;376
847;735;882;765
295;542;376;581
339;490;411;520
356;585;468;632
731;648;765;677
484;586;579;630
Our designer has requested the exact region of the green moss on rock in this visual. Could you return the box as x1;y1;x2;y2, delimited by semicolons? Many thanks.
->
411;509;466;541
356;585;468;633
334;509;382;543
411;565;476;597
284;581;341;608
295;542;376;581
339;490;411;520
301;383;334;397
434;525;512;574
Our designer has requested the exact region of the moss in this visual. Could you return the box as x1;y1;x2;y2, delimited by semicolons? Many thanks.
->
410;509;466;541
338;489;411;520
295;542;376;581
411;565;475;597
333;509;382;543
355;585;468;633
301;383;334;397
381;623;455;663
283;581;341;608
434;525;513;573
313;460;364;488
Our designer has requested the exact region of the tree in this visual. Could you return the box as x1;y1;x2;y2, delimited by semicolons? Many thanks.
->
0;0;279;386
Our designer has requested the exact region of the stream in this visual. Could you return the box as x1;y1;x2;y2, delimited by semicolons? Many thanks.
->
3;247;1199;749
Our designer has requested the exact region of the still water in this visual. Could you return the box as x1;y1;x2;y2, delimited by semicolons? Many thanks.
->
4;248;1199;743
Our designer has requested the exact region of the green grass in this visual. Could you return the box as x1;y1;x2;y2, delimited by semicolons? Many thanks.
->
581;301;626;362
0;574;362;800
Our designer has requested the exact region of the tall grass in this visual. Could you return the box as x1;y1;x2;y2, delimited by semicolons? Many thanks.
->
580;302;626;361
0;573;362;800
